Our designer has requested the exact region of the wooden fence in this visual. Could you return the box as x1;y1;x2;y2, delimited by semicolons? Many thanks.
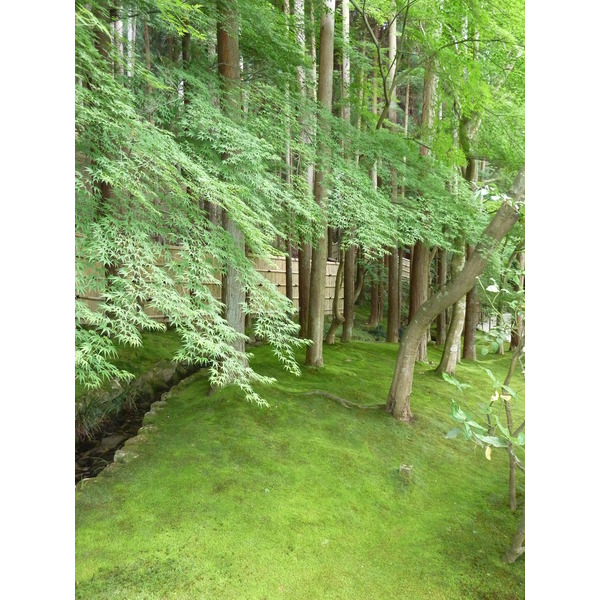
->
77;237;411;322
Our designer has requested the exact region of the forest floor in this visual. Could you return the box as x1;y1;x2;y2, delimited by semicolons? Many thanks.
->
75;334;525;599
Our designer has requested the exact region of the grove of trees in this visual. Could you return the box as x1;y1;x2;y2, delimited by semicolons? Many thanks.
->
76;0;525;412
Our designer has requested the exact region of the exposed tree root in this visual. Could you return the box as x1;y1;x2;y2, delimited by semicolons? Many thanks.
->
299;390;385;410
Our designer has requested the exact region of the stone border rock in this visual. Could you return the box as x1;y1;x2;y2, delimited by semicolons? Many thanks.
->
77;368;209;488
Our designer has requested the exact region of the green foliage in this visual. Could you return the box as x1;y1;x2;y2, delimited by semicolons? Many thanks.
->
76;0;524;396
443;368;524;458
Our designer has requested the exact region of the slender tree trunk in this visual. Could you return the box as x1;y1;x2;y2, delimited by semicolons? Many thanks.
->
127;15;136;77
354;249;365;304
463;244;478;359
409;52;437;361
341;246;355;341
436;249;447;345
217;0;245;355
510;251;525;350
143;21;154;126
409;241;430;361
504;335;525;511
181;32;191;106
378;258;385;322
339;0;355;343
305;0;335;367
298;243;312;338
367;269;379;327
295;0;314;340
326;252;345;344
387;243;400;342
386;168;524;420
503;513;525;563
281;2;294;304
386;10;399;343
436;247;466;375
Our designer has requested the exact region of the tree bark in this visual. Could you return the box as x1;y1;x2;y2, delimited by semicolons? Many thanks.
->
436;248;466;375
354;248;365;304
436;249;447;345
463;244;478;359
510;251;525;350
325;252;345;344
217;0;245;355
305;0;335;367
386;167;524;420
293;0;313;340
298;242;312;338
367;267;379;327
386;10;399;343
342;245;355;341
409;241;430;361
503;512;525;564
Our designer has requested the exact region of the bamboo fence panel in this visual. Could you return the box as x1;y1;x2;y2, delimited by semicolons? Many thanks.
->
76;247;371;321
77;233;412;323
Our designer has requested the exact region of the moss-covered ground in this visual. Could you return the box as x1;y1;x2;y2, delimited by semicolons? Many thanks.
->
76;337;524;599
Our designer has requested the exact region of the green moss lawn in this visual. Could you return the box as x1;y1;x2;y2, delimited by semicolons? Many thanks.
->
76;341;524;599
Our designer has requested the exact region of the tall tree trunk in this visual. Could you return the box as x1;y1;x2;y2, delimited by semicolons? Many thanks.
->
386;8;399;343
298;243;312;338
354;249;366;304
458;113;482;362
127;14;136;78
510;251;525;350
436;247;466;375
409;53;437;361
463;244;478;359
305;0;335;367
340;0;355;343
436;249;447;345
367;270;379;327
295;0;314;340
386;168;524;420
325;252;345;344
281;1;295;304
378;257;385;322
217;0;245;355
409;241;430;361
341;246;355;341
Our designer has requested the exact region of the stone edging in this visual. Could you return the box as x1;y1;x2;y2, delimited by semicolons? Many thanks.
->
77;368;208;488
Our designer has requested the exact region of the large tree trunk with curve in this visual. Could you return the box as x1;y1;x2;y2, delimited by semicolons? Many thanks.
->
305;0;335;367
386;167;524;420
